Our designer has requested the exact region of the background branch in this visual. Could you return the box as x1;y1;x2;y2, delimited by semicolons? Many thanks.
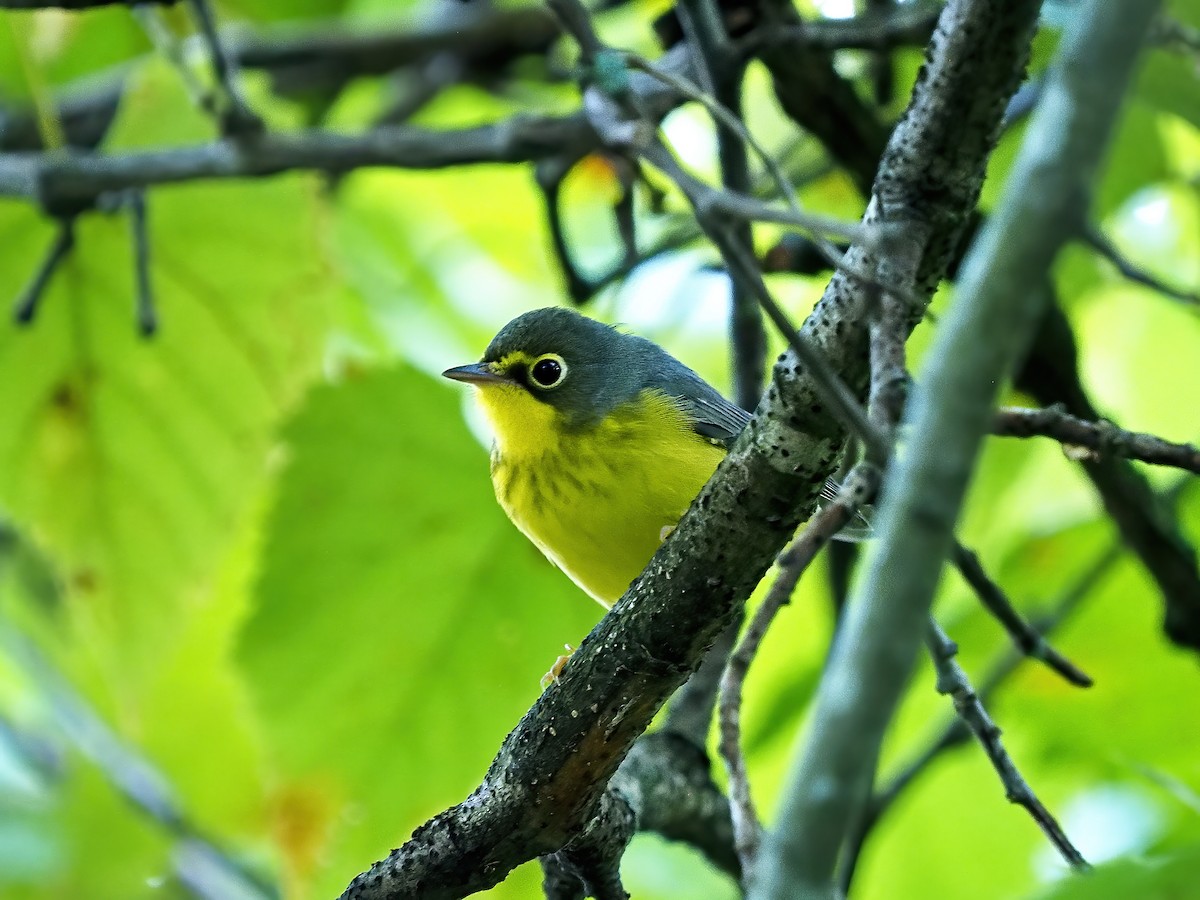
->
752;1;1153;896
993;405;1200;474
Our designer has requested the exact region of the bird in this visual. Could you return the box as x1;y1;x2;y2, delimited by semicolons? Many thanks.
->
442;306;753;609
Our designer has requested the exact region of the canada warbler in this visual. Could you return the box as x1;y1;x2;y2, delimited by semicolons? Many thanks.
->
443;306;756;608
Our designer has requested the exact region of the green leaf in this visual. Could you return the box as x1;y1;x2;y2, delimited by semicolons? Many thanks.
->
0;63;342;682
1137;52;1200;130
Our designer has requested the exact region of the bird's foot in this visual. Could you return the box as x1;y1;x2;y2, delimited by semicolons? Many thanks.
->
540;644;576;690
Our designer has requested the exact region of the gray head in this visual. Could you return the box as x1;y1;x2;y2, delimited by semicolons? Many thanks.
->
441;307;680;427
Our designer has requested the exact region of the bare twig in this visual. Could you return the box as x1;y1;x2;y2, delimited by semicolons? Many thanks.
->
127;189;157;337
622;52;861;261
188;0;263;136
949;542;1093;686
994;404;1200;475
535;155;594;303
1082;224;1200;307
674;0;764;410
718;465;879;872
925;620;1089;869
840;537;1125;891
13;218;75;325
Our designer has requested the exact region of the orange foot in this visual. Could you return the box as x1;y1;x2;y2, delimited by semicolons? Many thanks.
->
540;644;576;690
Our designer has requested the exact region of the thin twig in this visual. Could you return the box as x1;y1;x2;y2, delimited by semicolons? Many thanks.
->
949;542;1093;686
13;218;75;325
188;0;264;136
622;52;859;259
994;404;1200;474
718;464;880;871
535;155;594;303
674;0;764;410
925;619;1090;870
127;190;157;337
1081;224;1200;307
133;5;215;120
839;537;1124;892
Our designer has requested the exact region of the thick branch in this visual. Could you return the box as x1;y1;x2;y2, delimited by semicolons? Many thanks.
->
0;44;697;215
755;2;1162;898
341;0;1069;896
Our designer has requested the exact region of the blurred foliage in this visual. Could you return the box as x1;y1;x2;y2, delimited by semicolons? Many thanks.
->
0;1;1198;899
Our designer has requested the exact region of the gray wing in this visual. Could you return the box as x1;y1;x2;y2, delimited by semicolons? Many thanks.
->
689;392;751;448
646;357;751;450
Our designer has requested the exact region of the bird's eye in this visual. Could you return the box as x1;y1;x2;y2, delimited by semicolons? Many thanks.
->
529;354;567;389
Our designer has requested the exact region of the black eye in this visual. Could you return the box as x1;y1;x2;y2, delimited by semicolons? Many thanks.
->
530;355;566;388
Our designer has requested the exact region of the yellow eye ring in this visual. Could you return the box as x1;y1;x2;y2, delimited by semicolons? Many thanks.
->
529;354;568;389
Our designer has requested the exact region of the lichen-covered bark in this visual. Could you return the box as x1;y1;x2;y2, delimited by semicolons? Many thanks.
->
341;1;1045;897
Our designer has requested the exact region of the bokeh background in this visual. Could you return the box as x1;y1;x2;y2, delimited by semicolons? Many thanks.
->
1;0;1199;898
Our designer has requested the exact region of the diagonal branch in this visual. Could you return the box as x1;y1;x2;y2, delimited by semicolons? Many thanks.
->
340;0;1062;895
949;542;1093;686
1081;223;1200;308
839;536;1128;893
755;3;1164;898
12;217;75;325
924;621;1089;868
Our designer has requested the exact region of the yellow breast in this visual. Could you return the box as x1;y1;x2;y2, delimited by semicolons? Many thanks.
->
475;383;725;607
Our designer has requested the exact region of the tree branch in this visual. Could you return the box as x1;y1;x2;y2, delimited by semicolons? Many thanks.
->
994;404;1200;474
13;217;75;325
1015;302;1200;651
718;465;878;872
949;542;1093;686
839;536;1127;893
924;620;1089;868
751;0;1153;894
1081;223;1200;307
0;43;699;215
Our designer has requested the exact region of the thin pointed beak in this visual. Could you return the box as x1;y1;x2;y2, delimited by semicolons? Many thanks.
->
442;362;511;385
